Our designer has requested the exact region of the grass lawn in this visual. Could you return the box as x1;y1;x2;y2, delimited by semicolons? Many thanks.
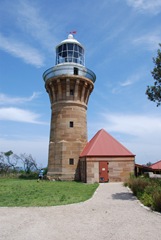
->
0;178;98;207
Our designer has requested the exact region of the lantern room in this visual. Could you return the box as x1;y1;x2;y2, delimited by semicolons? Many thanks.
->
55;34;85;66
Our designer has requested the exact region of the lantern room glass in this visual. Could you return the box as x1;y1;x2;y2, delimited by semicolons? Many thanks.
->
56;43;85;65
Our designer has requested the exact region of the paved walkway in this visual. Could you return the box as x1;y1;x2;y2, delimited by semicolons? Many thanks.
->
0;183;161;240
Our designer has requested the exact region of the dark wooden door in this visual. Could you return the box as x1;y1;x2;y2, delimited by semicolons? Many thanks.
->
99;162;109;183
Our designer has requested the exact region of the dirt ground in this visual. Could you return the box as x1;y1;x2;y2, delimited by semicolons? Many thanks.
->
0;183;161;240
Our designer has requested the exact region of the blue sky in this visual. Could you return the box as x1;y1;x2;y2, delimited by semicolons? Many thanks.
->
0;0;161;167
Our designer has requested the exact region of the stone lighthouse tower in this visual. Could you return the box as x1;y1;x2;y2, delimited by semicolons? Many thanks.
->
43;34;96;180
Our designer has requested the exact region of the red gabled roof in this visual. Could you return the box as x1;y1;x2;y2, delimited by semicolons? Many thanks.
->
150;160;161;170
80;129;135;157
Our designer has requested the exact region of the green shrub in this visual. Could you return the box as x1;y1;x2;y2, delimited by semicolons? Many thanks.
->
124;182;128;187
140;192;153;207
130;177;149;197
19;172;38;179
125;176;161;213
152;189;161;212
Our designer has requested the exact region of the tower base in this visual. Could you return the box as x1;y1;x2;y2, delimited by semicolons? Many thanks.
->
47;170;80;181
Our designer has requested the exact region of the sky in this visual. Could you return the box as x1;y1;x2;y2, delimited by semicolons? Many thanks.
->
0;0;161;167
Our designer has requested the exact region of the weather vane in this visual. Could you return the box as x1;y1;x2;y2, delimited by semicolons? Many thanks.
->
67;31;77;35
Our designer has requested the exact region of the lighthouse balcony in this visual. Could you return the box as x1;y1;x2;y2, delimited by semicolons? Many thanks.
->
43;63;96;83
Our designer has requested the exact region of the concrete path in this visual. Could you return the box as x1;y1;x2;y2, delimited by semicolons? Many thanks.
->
0;183;161;240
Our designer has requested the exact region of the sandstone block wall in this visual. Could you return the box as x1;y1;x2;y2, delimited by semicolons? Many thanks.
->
86;161;99;183
45;76;94;180
47;103;87;179
80;156;135;183
108;159;134;182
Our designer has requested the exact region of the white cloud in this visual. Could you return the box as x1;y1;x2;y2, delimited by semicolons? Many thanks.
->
0;33;44;67
89;112;161;164
124;141;161;164
16;0;57;49
120;80;133;87
0;92;41;105
102;113;161;139
111;70;145;94
120;74;140;87
0;107;46;124
120;68;147;87
132;33;161;51
126;0;161;14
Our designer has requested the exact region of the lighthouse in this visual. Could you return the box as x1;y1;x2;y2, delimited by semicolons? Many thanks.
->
43;34;96;180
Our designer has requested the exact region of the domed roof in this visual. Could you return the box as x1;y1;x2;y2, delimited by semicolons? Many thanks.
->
56;34;83;48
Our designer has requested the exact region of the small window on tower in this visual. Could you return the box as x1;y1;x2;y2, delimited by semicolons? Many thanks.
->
69;158;74;165
69;121;74;128
74;67;78;75
70;89;74;95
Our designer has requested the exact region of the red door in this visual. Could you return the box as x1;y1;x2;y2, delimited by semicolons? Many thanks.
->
99;162;109;183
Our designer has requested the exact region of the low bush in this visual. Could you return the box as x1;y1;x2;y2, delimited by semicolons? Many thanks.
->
129;177;149;197
125;176;161;213
140;192;153;207
152;190;161;212
19;172;38;179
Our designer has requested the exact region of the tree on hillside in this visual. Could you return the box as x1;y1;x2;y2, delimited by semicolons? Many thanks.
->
146;43;161;107
19;153;38;173
146;162;152;167
0;151;19;174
